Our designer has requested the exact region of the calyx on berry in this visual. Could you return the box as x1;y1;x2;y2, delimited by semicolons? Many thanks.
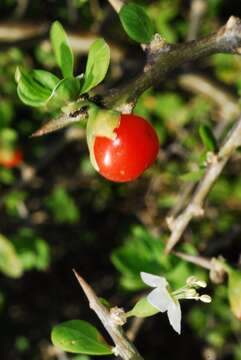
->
86;106;120;171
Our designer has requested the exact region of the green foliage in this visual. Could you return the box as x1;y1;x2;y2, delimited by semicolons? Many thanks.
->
1;2;241;359
11;228;50;271
51;320;112;355
45;187;80;224
119;3;155;43
111;226;205;290
81;38;110;94
148;0;180;42
16;67;81;110
16;21;110;110
50;21;74;78
0;234;23;278
16;67;56;107
188;285;240;351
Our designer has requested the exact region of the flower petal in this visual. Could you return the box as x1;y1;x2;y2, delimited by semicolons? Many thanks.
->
167;299;181;334
140;272;168;288
147;288;170;313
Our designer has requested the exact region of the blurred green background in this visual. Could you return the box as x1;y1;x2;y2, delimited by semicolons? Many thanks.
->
0;0;240;359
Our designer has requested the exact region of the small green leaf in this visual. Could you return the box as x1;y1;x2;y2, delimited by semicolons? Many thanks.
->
199;124;218;152
127;297;159;318
50;21;74;78
0;234;23;278
51;320;112;355
81;39;110;94
119;3;155;43
16;67;52;107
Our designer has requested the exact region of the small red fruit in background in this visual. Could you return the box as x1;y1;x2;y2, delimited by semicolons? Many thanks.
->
93;114;159;182
0;148;23;168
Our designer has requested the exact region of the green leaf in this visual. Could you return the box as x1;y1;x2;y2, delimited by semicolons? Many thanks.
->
46;77;81;110
50;21;74;78
0;234;23;278
16;67;52;107
199;124;218;152
127;297;159;318
119;3;154;43
111;226;170;290
81;39;110;94
51;320;112;355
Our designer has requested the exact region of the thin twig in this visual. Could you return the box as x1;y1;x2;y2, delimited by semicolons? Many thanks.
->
165;113;241;253
173;251;212;270
108;0;125;13
73;270;144;360
168;73;240;218
126;318;144;342
187;0;207;41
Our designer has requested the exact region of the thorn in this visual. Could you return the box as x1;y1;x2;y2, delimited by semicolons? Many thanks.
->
31;110;87;137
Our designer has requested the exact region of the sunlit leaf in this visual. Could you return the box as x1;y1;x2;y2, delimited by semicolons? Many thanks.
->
50;21;74;78
119;3;154;43
51;320;112;355
81;39;110;94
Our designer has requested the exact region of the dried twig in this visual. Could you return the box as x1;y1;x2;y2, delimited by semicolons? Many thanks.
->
108;0;126;13
187;0;207;41
173;251;212;270
126;318;144;342
168;73;240;218
73;270;143;360
165;113;241;253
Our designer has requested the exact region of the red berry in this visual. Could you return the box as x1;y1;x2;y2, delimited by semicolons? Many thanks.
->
0;148;23;168
93;114;159;182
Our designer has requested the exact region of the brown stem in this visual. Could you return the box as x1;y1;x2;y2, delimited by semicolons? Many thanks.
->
101;16;241;112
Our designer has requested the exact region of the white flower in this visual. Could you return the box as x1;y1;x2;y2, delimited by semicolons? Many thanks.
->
140;272;211;335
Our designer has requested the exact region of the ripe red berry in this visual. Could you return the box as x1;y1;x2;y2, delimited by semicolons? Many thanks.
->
0;148;23;168
93;114;159;182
